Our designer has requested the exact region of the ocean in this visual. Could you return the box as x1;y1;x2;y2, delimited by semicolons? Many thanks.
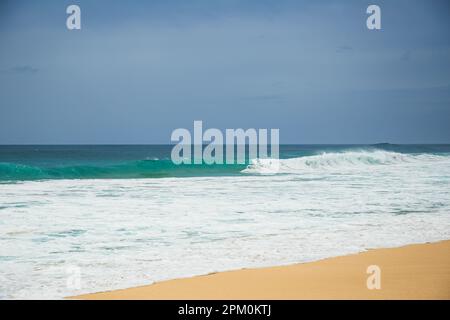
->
1;144;450;298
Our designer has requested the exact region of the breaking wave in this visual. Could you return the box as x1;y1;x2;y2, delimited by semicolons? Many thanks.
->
0;160;244;181
242;150;448;174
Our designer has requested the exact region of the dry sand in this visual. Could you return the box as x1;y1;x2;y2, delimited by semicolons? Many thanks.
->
73;240;450;300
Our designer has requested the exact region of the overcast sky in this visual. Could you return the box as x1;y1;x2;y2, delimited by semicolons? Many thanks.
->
0;0;449;144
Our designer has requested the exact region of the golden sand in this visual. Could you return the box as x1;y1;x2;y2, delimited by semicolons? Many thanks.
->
73;240;450;300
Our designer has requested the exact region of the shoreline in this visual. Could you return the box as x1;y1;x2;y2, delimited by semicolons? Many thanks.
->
72;240;450;300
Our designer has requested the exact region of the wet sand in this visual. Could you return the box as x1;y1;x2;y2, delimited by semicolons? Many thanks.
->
73;240;450;300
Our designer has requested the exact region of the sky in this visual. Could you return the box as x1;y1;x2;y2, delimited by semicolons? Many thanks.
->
0;0;449;144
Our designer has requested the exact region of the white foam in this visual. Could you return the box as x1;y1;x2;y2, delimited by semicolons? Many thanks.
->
242;150;445;174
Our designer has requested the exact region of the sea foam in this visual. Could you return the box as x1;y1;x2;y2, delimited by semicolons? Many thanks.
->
242;150;445;174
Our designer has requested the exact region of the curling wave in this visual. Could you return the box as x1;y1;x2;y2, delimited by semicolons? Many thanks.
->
242;150;447;174
0;160;244;181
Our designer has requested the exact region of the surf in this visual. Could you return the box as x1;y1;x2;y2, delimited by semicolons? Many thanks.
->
0;159;245;181
242;150;448;175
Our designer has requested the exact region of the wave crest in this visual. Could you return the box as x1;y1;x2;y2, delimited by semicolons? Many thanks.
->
242;150;444;174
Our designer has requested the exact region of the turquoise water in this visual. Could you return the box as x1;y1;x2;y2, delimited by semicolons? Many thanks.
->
1;144;449;181
1;143;450;298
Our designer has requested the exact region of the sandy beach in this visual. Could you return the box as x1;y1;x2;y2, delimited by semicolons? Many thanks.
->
74;240;450;300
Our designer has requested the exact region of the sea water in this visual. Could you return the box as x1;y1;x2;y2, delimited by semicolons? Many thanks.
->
0;144;449;299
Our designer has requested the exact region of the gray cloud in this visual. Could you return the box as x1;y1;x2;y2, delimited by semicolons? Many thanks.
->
3;65;39;75
336;45;353;53
0;0;449;144
400;50;412;62
240;94;284;102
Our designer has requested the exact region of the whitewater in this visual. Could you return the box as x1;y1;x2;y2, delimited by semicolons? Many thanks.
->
1;149;450;299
